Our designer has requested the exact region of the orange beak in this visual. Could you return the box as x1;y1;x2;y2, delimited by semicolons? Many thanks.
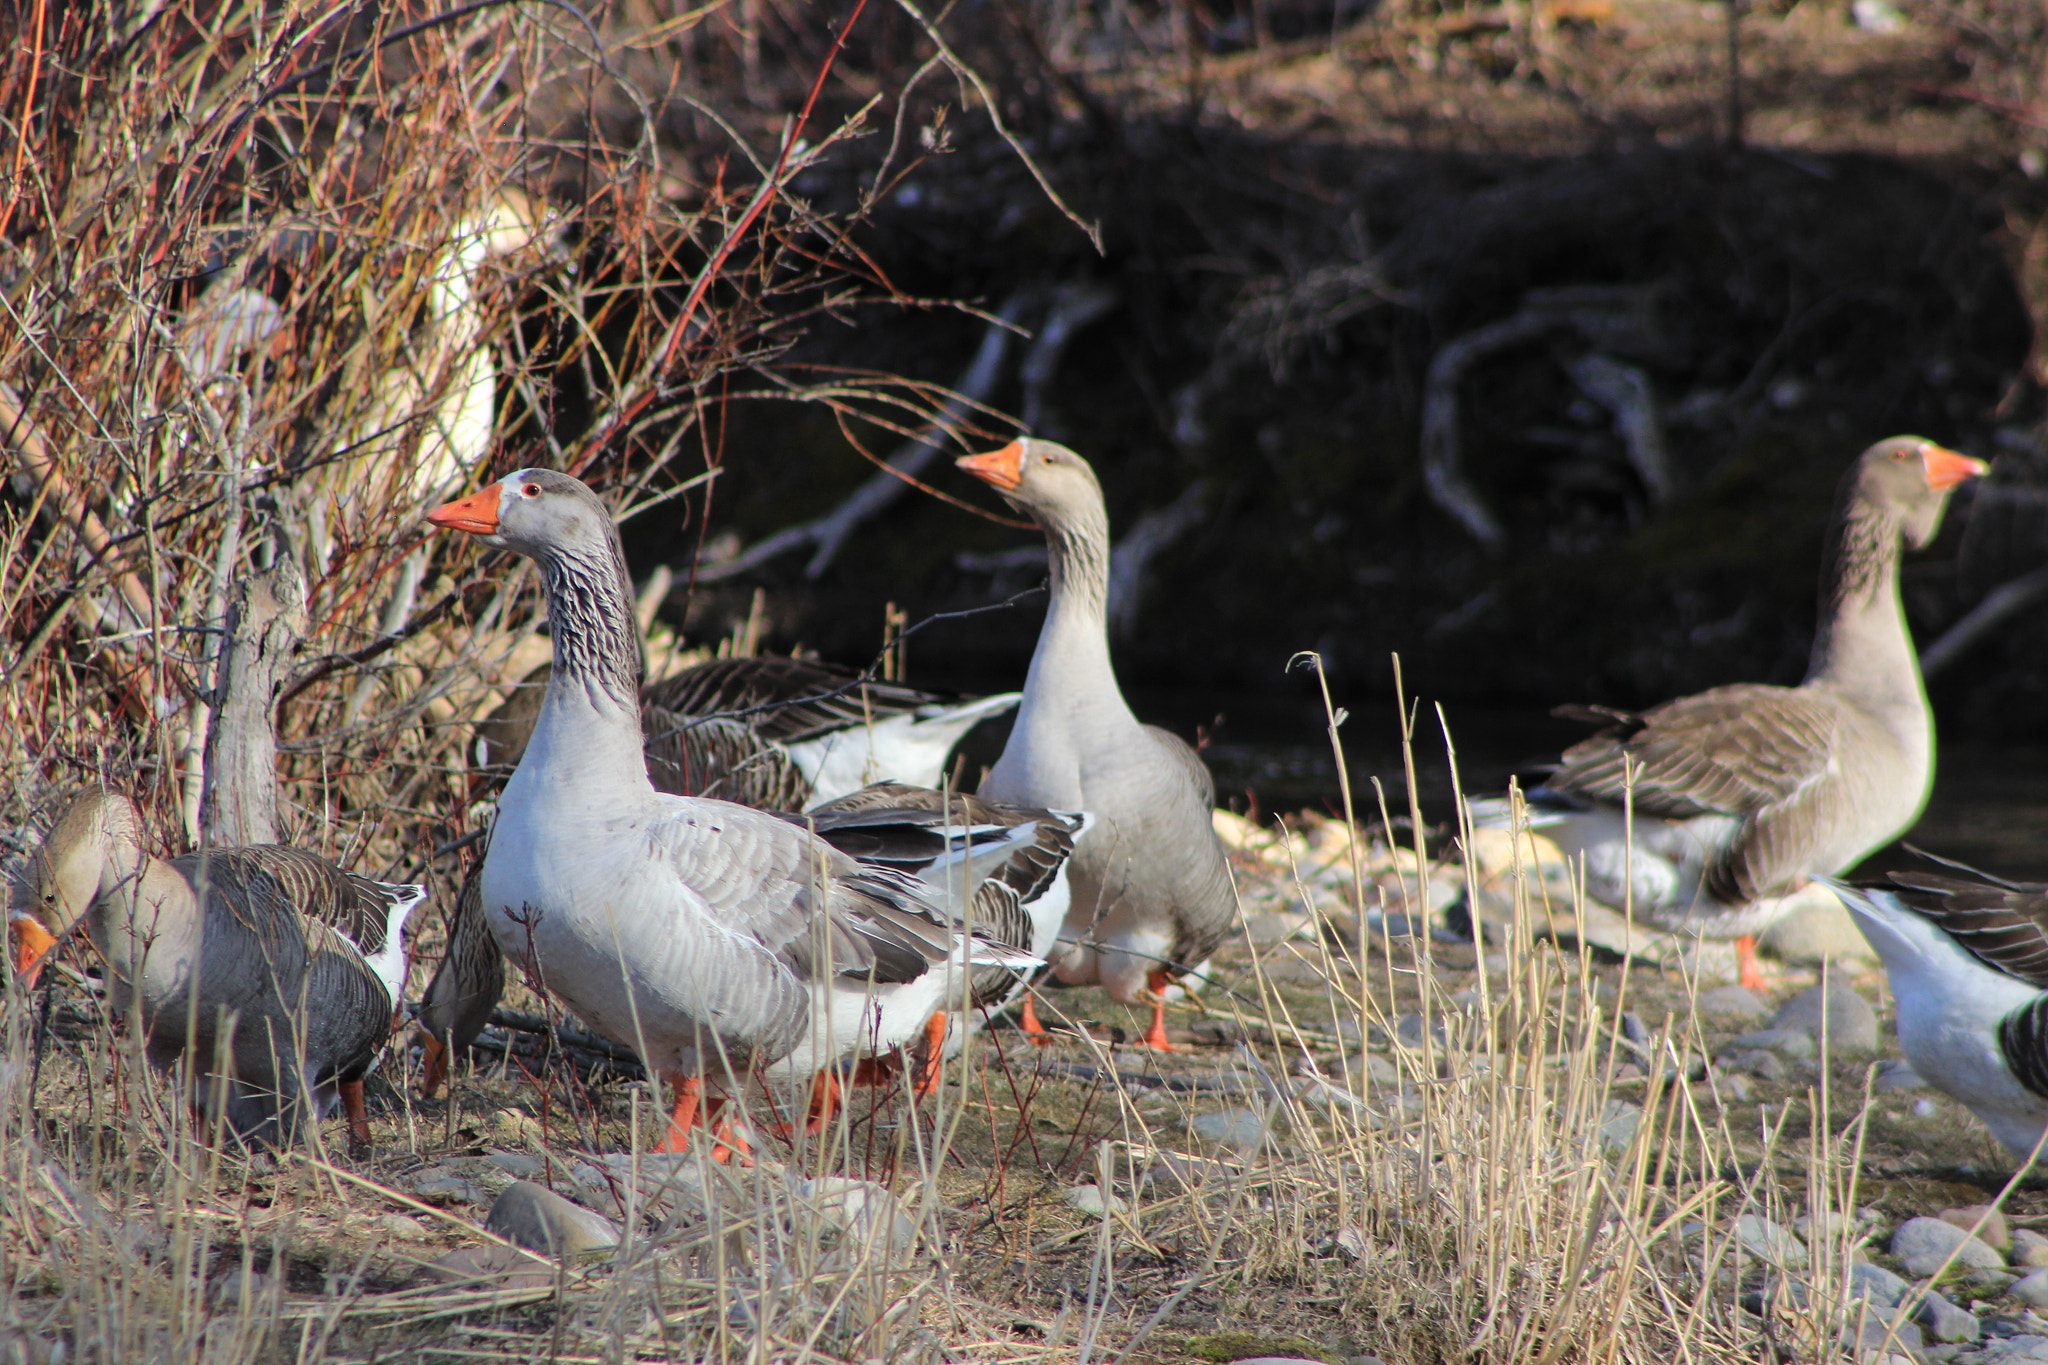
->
1920;443;1988;492
10;914;56;987
956;442;1025;492
427;483;502;534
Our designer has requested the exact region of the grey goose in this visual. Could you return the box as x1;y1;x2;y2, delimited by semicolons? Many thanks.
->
10;790;421;1150
1476;436;1985;988
958;439;1237;1050
425;471;1040;1149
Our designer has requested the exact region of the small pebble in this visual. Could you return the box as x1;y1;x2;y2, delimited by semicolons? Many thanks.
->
1696;984;1771;1022
1953;1333;2048;1363
1716;1070;1756;1102
1972;1268;2021;1293
1727;1049;1789;1081
1875;1058;1928;1093
1722;1028;1816;1062
1190;1109;1269;1148
1065;1184;1126;1218
1736;1214;1809;1269
1894;1217;2008;1276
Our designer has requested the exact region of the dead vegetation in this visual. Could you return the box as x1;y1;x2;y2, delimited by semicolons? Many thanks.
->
6;1;2048;1362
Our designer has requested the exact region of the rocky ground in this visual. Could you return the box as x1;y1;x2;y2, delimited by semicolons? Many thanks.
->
16;802;2048;1362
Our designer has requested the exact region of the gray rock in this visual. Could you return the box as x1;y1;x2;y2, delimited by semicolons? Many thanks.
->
2016;1231;2048;1268
1848;1302;1927;1357
486;1182;621;1257
1954;1335;2048;1363
1064;1184;1126;1218
1600;1101;1643;1158
1716;1069;1756;1102
1727;1049;1790;1081
1798;1209;1863;1244
1985;1315;2048;1339
1916;1290;1985;1344
409;1170;484;1204
1895;1217;2010;1276
1770;975;1882;1054
1854;1260;1915;1307
1190;1109;1269;1148
1337;1053;1400;1088
426;1243;556;1289
1972;1269;2021;1293
1392;1013;1449;1049
1876;1058;1930;1093
2014;1271;2048;1310
1762;895;1880;967
1697;984;1772;1022
1722;1028;1817;1062
790;1177;918;1257
486;1151;546;1179
1295;1077;1369;1113
1144;1153;1233;1192
1736;1213;1809;1269
1243;911;1315;945
1942;1206;2012;1252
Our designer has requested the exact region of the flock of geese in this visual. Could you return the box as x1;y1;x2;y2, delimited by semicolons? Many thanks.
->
18;429;2048;1169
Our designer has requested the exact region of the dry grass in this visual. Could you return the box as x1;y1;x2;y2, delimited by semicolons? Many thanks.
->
0;3;2022;1362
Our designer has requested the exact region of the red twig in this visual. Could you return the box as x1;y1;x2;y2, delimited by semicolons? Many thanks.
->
571;0;873;476
0;0;48;242
829;406;1038;530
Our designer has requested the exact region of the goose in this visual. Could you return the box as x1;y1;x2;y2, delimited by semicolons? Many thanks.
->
425;470;1040;1149
417;783;1084;1101
795;782;1089;1076
957;439;1236;1050
1474;436;1985;989
472;655;1019;810
1824;870;2048;1162
9;791;422;1150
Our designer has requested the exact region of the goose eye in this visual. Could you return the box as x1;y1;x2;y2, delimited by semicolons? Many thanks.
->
522;482;542;496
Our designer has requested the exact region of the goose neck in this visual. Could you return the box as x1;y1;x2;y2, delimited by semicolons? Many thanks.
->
1804;499;1920;706
519;539;650;791
1024;513;1128;718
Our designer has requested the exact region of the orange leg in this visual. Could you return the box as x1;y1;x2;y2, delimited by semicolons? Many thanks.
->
1735;935;1765;992
708;1111;751;1166
654;1074;705;1152
1139;967;1178;1052
338;1078;372;1153
912;1013;948;1100
419;1035;450;1098
802;1069;845;1132
1018;992;1054;1044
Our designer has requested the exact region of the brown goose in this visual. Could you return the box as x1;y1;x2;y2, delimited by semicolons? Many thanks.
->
1825;869;2048;1160
1480;436;1985;988
472;655;1018;810
425;471;1040;1150
10;791;422;1150
957;439;1236;1050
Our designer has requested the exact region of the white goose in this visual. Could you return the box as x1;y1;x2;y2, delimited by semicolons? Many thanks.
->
958;439;1236;1050
1825;870;2048;1161
10;790;421;1150
426;470;1039;1148
1476;436;1985;989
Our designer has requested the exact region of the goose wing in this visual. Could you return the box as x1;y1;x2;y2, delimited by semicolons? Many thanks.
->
1547;684;1840;822
1881;870;2048;988
643;656;967;744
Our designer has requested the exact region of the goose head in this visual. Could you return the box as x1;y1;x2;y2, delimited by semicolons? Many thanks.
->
12;791;147;984
426;468;615;564
957;438;1107;535
1852;435;1986;549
